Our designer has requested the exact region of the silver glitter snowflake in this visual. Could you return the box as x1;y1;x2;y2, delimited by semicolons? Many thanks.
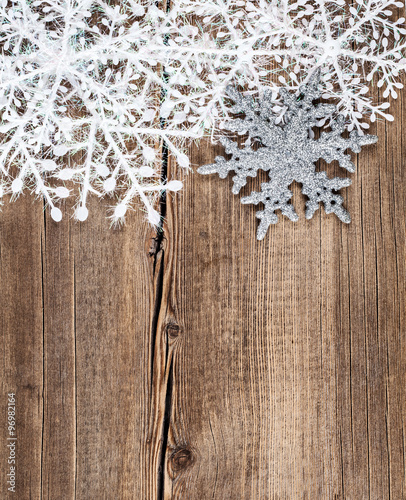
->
198;71;378;240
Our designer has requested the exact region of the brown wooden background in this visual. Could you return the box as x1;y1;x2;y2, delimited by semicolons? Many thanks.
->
1;17;406;500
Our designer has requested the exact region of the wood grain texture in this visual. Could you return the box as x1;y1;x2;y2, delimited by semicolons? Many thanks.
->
0;199;43;499
1;16;406;500
0;194;159;499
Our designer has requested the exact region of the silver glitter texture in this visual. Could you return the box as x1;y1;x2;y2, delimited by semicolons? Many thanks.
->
198;71;378;240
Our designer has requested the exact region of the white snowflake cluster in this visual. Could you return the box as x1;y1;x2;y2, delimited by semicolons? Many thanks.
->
166;0;406;132
0;0;405;222
0;0;184;223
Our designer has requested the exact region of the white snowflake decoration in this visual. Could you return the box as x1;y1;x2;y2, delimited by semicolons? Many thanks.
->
164;0;406;133
0;0;184;223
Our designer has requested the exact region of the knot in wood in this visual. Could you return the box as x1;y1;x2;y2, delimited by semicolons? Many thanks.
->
169;447;195;473
166;322;181;339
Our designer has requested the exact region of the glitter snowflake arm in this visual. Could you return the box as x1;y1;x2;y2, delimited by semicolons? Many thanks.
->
279;73;379;172
223;86;285;144
301;171;352;222
241;180;299;240
310;117;379;172
197;85;289;192
241;169;353;240
198;135;283;194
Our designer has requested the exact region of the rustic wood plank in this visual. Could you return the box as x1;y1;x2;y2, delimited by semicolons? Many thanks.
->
162;144;340;498
71;201;152;499
1;193;159;499
336;87;406;499
160;88;406;499
40;200;76;500
0;197;44;499
45;196;157;500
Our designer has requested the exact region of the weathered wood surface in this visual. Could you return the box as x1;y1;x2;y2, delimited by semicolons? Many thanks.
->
1;24;406;500
160;84;406;498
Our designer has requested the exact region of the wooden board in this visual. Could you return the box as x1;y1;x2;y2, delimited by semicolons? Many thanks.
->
1;16;406;500
0;195;159;499
158;85;406;498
